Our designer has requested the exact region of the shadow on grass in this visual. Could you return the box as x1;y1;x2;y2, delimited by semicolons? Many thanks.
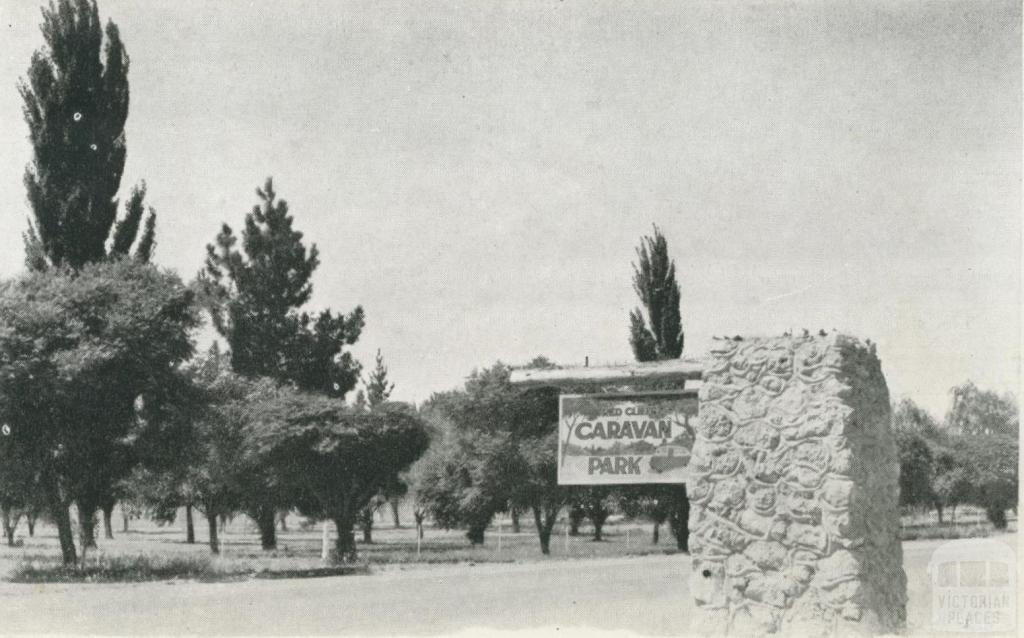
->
8;553;369;584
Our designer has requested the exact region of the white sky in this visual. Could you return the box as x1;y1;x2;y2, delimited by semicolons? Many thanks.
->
0;0;1019;418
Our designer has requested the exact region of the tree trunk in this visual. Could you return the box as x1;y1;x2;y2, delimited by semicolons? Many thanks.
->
568;504;584;536
936;504;944;525
652;521;660;545
27;512;36;537
358;506;375;544
390;497;401;528
1;507;18;546
586;501;608;542
254;507;277;550
122;512;129;533
207;510;220;554
43;472;77;565
102;502;114;540
510;507;520;533
278;511;288;532
185;504;195;544
532;506;557;555
987;506;1008;530
466;523;486;545
414;511;425;539
668;487;690;552
78;503;98;549
331;513;357;561
52;502;77;564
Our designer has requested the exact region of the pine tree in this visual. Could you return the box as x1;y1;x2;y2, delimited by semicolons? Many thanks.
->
352;390;368;412
364;349;395;408
629;225;683;361
202;177;365;398
20;0;155;269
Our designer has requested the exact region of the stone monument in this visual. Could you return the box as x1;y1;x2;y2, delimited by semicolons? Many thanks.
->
689;333;907;635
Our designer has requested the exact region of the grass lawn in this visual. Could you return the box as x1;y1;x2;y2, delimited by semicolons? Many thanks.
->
0;504;1014;582
0;509;682;582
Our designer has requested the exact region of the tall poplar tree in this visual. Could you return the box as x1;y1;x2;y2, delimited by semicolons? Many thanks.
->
20;0;155;270
626;225;690;551
629;226;683;361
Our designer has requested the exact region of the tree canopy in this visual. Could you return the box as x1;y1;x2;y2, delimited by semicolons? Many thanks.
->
413;361;564;552
946;381;1018;437
20;0;155;270
202;178;364;398
248;393;429;559
364;349;395;408
629;225;683;361
0;259;198;562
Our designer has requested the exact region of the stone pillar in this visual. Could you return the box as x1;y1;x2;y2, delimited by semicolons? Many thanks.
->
689;334;906;636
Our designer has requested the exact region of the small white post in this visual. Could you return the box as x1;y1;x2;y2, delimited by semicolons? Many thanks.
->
320;520;330;561
416;529;421;558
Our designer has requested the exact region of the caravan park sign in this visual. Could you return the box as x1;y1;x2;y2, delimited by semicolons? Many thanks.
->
558;391;697;485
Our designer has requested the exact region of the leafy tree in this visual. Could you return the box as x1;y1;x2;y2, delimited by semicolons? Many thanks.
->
118;465;197;541
0;260;198;563
525;355;558;370
513;433;567;554
662;485;690;551
420;361;564;554
941;383;1018;527
629;225;683;362
364;349;395;407
20;0;156;270
946;382;1018;437
402;465;431;540
959;434;1018;529
930;447;971;524
567;487;614;541
892;398;944;439
249;395;428;560
202;178;365;400
134;346;297;553
0;453;39;546
895;430;935;509
409;429;504;545
617;487;669;544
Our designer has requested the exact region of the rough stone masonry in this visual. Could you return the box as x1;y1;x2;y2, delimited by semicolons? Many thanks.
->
689;334;907;636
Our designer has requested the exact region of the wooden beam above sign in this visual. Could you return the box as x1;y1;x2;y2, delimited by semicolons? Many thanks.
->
509;358;705;389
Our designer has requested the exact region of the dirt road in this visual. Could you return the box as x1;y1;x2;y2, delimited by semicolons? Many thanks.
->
0;536;1015;636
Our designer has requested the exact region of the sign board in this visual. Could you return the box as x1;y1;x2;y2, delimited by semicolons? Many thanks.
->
558;391;697;485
